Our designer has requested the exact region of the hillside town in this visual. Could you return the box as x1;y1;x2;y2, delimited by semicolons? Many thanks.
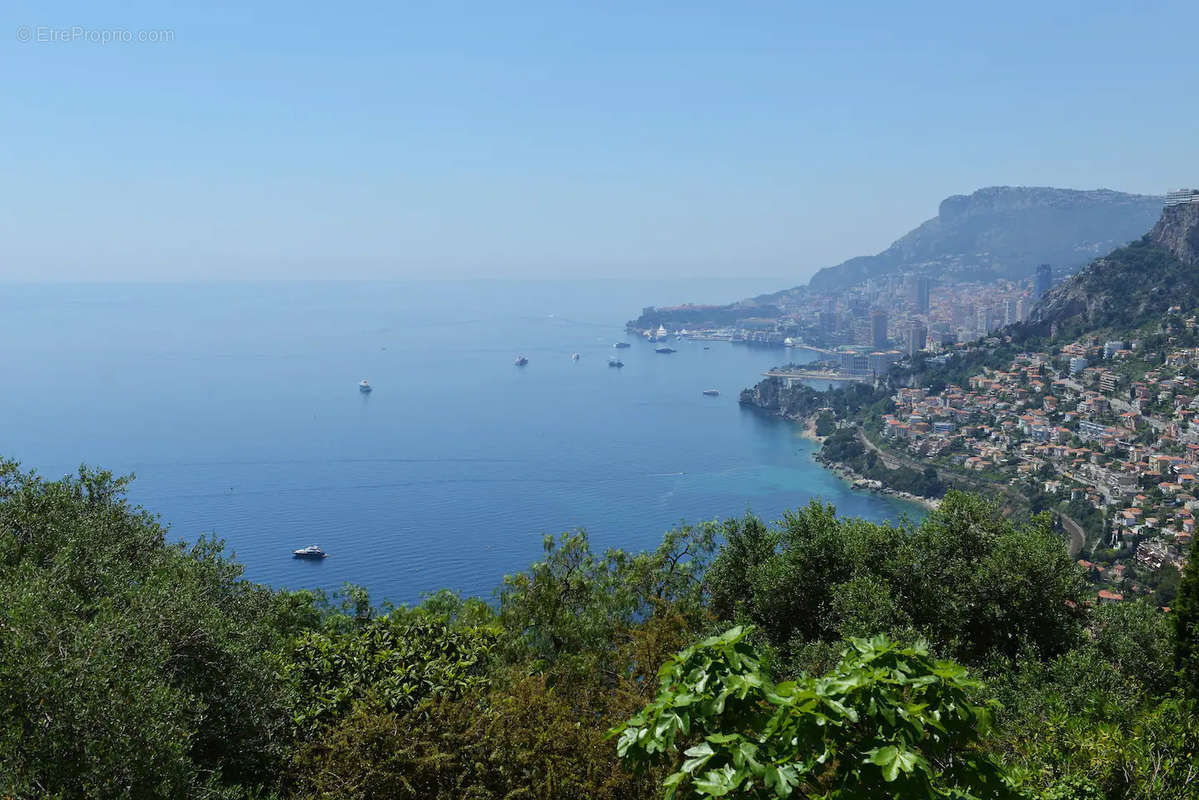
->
871;309;1199;608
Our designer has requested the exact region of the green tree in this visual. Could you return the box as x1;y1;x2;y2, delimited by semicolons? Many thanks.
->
282;615;496;739
0;461;301;798
1173;537;1199;697
497;522;716;677
612;626;1018;799
705;493;1085;667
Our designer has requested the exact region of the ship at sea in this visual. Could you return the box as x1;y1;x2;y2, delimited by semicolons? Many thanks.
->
608;357;624;367
514;355;529;366
613;342;631;349
358;379;372;393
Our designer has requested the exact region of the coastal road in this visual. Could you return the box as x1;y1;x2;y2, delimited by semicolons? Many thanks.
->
1058;513;1087;558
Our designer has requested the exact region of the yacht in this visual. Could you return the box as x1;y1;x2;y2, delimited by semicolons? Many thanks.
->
572;353;580;360
655;325;669;340
608;357;624;367
514;355;529;366
613;342;631;349
293;544;327;559
358;379;372;393
655;346;676;354
703;389;720;396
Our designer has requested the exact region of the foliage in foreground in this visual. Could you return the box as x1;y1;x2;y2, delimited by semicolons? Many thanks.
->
0;459;1196;799
614;626;1016;799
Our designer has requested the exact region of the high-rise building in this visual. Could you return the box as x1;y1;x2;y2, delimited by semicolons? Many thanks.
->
1015;296;1029;322
870;310;888;349
1004;298;1019;326
976;306;992;335
904;321;928;357
1035;264;1053;298
911;276;931;314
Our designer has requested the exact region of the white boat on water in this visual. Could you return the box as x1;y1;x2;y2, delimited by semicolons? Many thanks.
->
358;379;372;393
514;355;529;366
293;544;327;559
572;353;580;360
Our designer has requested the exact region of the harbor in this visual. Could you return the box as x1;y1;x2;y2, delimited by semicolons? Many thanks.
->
762;367;873;384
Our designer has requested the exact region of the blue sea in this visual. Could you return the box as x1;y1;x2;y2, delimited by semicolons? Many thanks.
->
0;280;922;605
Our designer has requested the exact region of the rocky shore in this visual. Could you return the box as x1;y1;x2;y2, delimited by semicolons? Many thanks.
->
791;411;940;510
812;445;941;511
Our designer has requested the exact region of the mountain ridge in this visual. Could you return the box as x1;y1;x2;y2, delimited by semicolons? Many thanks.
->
800;186;1163;292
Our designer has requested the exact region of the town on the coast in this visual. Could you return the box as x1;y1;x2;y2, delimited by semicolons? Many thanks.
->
630;187;1199;610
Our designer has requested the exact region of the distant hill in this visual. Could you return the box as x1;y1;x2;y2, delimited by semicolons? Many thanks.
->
802;186;1163;292
1022;200;1199;339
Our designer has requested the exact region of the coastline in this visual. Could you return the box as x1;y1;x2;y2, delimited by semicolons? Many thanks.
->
794;412;941;511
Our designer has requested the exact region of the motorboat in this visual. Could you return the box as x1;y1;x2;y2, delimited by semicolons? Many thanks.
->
608;357;624;367
655;346;676;354
293;544;327;559
358;379;372;393
514;355;529;366
703;389;720;396
613;342;631;349
572;353;580;360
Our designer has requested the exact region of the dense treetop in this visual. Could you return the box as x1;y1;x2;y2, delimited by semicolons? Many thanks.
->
0;459;1195;799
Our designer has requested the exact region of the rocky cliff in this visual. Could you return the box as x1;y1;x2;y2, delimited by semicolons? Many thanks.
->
1023;202;1199;339
803;186;1163;291
739;377;819;419
1150;200;1199;267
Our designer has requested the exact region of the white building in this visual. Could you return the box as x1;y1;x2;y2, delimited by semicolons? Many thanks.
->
1165;188;1199;206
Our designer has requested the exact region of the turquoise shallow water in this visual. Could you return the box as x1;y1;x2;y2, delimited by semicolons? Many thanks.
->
0;280;923;604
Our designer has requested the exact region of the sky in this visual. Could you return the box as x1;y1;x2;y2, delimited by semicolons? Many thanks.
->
2;0;1197;283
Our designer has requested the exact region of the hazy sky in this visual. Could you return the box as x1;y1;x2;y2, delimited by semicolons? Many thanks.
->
3;0;1196;282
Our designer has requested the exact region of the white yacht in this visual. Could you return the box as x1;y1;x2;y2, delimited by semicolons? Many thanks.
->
358;379;372;393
